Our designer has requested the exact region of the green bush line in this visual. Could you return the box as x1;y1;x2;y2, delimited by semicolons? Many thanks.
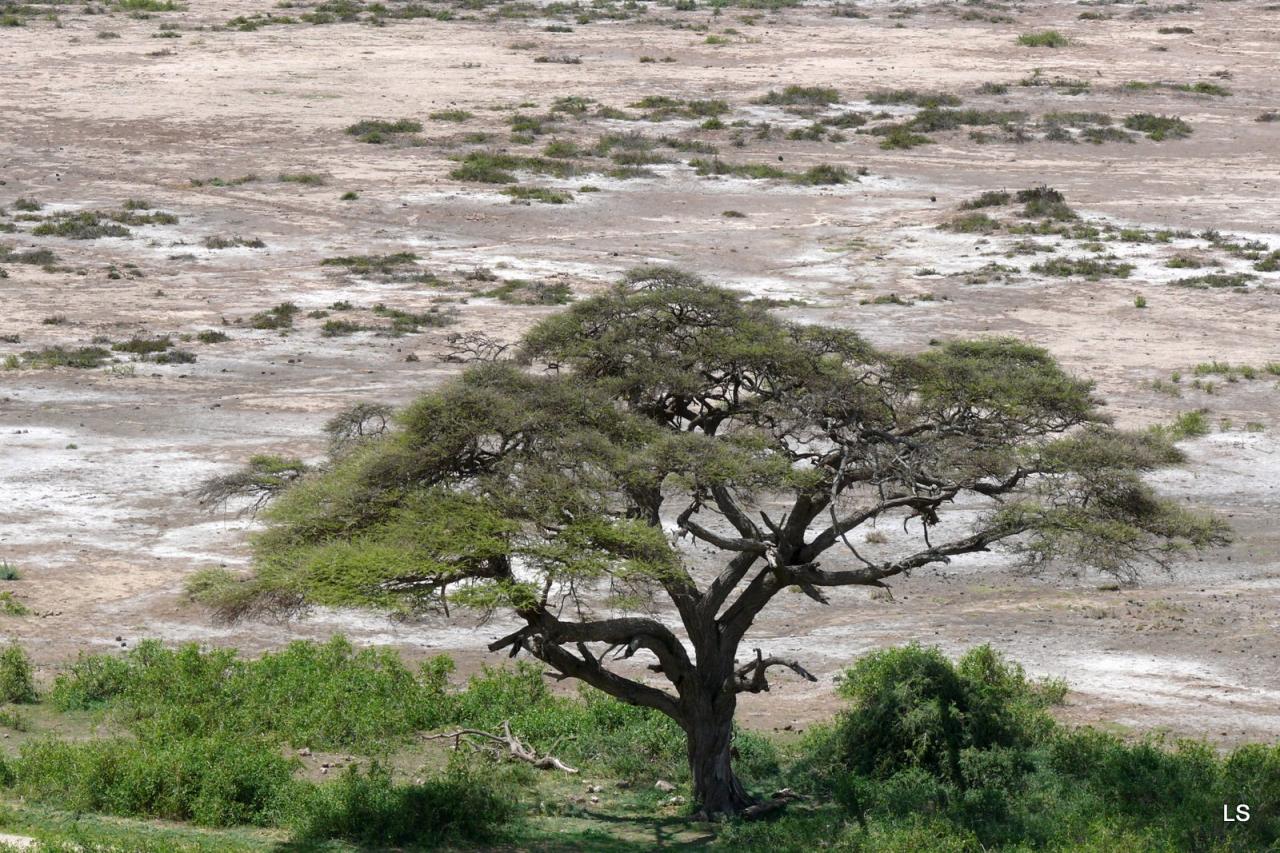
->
0;639;1272;850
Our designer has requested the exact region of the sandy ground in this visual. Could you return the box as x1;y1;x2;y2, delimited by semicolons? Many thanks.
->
1;0;1279;744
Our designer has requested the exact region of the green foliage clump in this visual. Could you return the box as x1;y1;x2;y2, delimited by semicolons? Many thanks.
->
32;212;130;240
283;759;520;845
794;164;853;185
1030;257;1134;280
18;346;112;369
1018;30;1069;48
51;637;453;752
960;190;1011;210
867;89;961;108
430;109;472;122
12;734;296;827
450;151;520;183
320;252;418;275
278;172;326;186
836;645;1060;771
0;245;57;265
249;302;299;330
1015;185;1076;220
483;279;574;304
0;643;37;703
1124;113;1192;140
943;212;1000;234
875;125;933;149
112;336;172;356
689;157;789;179
1172;271;1256;289
502;185;574;204
345;118;421;143
729;644;1280;852
755;85;841;106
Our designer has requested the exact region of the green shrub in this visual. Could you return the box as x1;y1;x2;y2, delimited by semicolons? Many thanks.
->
1167;410;1210;439
502;186;574;204
345;118;421;143
828;645;1058;787
1016;185;1076;220
1030;257;1133;279
1172;271;1255;289
755;85;840;106
0;643;36;703
50;651;133;710
112;337;172;356
794;164;852;185
960;190;1010;209
284;759;519;845
250;302;299;330
18;346;111;369
943;213;1001;234
321;319;363;336
278;172;326;186
688;158;789;179
450;152;520;183
196;330;229;343
12;733;296;826
867;89;961;108
32;212;130;240
876;125;933;149
430;109;472;122
51;637;455;752
1124;113;1192;140
1018;30;1069;48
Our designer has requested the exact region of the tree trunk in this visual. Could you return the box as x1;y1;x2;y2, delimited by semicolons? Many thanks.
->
687;696;754;818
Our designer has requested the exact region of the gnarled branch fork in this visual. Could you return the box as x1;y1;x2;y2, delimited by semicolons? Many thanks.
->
735;648;818;694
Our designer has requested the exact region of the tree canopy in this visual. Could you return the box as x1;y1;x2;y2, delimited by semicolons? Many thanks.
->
195;266;1227;816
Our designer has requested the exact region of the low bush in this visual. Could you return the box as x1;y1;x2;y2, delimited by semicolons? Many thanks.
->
943;213;1001;234
0;644;37;703
1030;257;1134;279
19;346;112;369
876;125;932;149
744;644;1279;851
503;186;574;204
345;118;421;143
249;302;299;330
1124;113;1192;140
755;85;840;106
11;733;296;827
283;759;520;845
1018;30;1069;48
960;190;1010;209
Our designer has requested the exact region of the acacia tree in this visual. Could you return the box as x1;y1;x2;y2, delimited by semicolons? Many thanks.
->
198;267;1226;817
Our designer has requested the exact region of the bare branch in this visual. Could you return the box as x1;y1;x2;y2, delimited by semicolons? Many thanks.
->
526;635;683;720
441;331;511;364
711;485;763;540
735;648;818;694
679;517;768;554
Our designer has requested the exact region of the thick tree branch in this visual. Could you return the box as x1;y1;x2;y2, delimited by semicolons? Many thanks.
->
800;493;935;563
525;635;683;721
679;517;768;554
720;524;1026;644
734;648;818;693
711;485;763;541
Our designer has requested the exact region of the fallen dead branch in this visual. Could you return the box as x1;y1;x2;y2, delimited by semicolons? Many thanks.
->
424;721;579;773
